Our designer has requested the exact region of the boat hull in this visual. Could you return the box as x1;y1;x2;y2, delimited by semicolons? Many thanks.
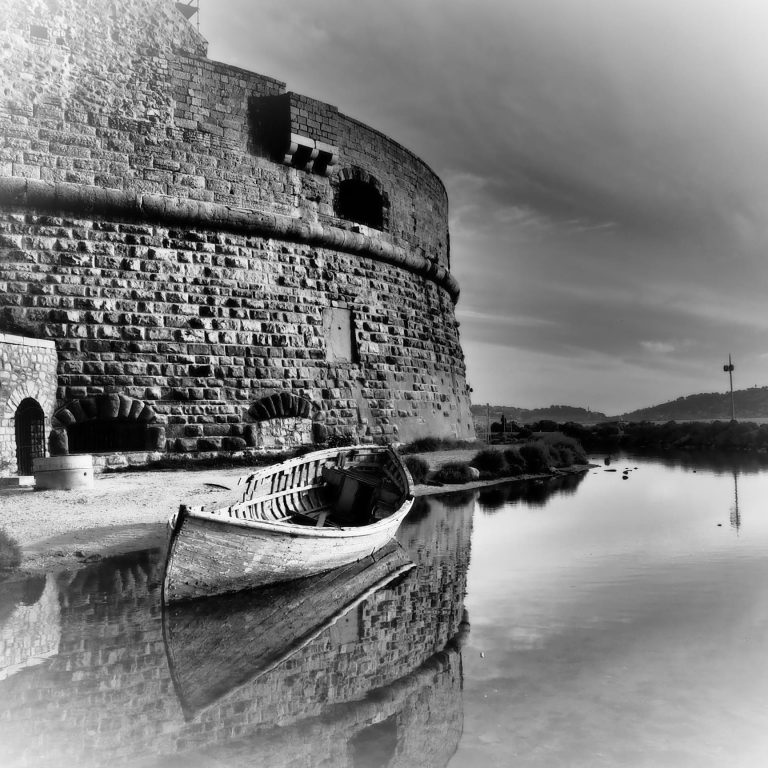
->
163;501;412;603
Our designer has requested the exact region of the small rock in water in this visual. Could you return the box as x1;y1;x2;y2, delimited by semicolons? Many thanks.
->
717;523;722;527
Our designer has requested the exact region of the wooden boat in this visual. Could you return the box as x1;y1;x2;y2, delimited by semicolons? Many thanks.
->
162;445;414;604
163;539;416;718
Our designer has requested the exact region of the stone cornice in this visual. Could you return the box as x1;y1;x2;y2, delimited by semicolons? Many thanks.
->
0;177;460;303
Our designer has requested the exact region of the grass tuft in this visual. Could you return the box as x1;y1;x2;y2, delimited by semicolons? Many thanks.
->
0;529;22;571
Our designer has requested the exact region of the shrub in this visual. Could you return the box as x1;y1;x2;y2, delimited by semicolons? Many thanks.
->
534;432;588;467
434;461;475;484
554;445;578;467
404;455;430;484
547;445;565;467
325;433;356;448
0;529;21;572
401;436;441;454
470;448;507;476
531;419;559;432
519;442;552;473
503;447;526;476
400;436;480;454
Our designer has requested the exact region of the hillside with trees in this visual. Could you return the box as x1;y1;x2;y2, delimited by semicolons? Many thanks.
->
618;387;768;422
471;404;608;430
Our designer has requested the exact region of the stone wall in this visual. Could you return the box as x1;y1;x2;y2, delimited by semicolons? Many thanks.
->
0;0;474;454
0;333;58;474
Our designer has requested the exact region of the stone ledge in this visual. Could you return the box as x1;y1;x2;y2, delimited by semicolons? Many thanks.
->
0;177;461;303
0;333;56;349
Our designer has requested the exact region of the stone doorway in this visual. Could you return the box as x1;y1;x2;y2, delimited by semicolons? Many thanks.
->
15;398;46;475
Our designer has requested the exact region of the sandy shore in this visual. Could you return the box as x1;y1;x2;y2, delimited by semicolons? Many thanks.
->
0;450;586;574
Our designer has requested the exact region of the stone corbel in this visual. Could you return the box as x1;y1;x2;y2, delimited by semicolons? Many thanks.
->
283;134;339;176
283;133;316;170
312;140;338;177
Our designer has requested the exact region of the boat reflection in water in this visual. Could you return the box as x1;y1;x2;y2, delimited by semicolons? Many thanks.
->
0;496;473;768
164;539;417;718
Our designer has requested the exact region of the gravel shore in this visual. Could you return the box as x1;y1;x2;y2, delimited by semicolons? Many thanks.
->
0;450;585;574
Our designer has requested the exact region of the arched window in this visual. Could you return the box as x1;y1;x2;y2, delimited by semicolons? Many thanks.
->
14;398;45;475
336;179;384;229
334;169;390;231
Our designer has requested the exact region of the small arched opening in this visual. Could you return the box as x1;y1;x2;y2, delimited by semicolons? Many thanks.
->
334;170;389;231
14;398;46;475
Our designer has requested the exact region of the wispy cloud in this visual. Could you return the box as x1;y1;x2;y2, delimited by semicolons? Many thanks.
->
641;341;676;355
203;0;768;410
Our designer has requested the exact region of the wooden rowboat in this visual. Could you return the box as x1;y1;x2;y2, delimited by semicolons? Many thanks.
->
163;539;416;718
162;445;414;604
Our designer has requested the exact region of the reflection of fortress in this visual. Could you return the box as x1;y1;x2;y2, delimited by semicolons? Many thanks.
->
0;499;472;767
0;575;60;681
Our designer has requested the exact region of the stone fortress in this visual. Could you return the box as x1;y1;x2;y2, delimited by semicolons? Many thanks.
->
0;0;475;476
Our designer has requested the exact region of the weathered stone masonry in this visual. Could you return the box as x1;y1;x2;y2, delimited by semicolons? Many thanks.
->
0;333;57;475
0;0;474;465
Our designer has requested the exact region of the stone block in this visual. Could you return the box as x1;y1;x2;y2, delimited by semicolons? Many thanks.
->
222;436;246;451
49;428;68;456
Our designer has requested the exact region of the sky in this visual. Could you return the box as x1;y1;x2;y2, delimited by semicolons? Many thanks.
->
199;0;768;415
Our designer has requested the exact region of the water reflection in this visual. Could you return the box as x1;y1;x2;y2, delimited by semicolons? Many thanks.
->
730;470;741;533
164;540;416;718
477;472;586;512
616;448;768;474
0;573;59;682
0;499;473;767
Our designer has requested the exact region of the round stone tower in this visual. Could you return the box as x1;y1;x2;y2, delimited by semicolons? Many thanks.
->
0;0;474;466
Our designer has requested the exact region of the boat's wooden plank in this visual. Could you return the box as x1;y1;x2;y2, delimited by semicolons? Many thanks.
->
247;480;326;505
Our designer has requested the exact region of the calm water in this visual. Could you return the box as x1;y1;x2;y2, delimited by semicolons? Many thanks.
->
2;454;768;767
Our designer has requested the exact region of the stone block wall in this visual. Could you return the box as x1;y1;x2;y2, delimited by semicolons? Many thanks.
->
0;0;475;455
0;333;58;475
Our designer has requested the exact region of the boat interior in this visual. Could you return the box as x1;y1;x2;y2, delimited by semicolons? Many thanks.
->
200;447;410;529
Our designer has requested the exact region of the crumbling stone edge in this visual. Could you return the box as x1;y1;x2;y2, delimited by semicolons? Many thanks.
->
0;177;461;303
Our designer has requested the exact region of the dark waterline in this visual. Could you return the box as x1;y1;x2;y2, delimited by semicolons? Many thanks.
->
2;454;768;766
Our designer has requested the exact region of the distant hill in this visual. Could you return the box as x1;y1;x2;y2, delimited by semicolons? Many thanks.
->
618;387;768;422
470;404;608;426
470;388;768;428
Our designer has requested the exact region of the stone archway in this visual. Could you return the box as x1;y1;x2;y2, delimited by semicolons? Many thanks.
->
51;394;164;455
14;398;45;475
332;167;391;231
247;393;320;450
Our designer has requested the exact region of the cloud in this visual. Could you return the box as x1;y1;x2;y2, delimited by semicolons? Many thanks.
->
202;0;768;410
641;341;676;355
